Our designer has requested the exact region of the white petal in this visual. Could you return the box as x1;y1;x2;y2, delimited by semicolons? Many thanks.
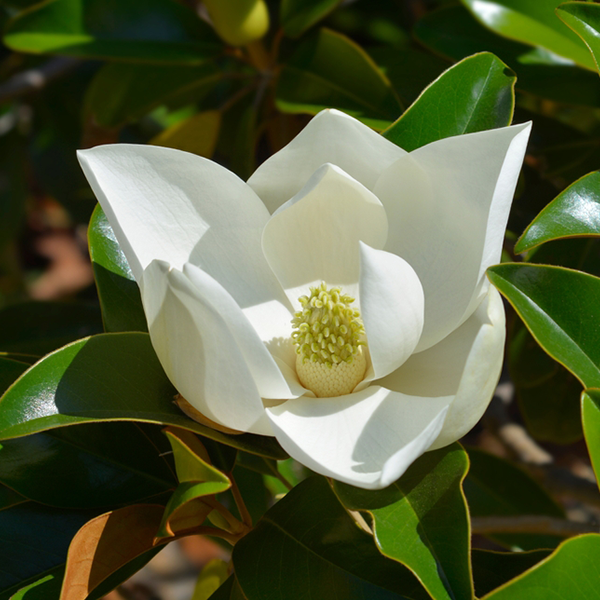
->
140;260;273;436
266;386;451;489
378;286;505;449
248;109;407;213
261;164;388;307
374;123;530;351
181;263;299;401
78;144;288;318
359;242;424;382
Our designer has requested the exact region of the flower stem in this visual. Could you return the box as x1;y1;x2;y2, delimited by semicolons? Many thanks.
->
231;477;254;527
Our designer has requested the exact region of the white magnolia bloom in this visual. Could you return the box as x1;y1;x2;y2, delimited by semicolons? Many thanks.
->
78;110;531;490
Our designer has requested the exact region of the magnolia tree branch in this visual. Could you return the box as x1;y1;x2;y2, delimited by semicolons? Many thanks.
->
0;57;81;104
472;515;598;537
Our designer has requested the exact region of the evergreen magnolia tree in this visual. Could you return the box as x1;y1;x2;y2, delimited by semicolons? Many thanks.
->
1;1;600;598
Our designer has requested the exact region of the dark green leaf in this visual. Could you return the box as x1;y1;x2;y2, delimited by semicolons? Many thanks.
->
516;172;600;253
383;52;515;152
482;534;600;599
472;549;552;597
488;263;600;388
208;576;246;600
3;0;222;63
510;322;582;444
0;422;177;508
0;332;287;459
88;204;148;333
461;0;596;70
464;447;564;549
557;2;600;73
275;28;402;130
233;476;422;600
0;301;102;355
0;500;99;600
280;0;341;38
0;358;28;397
414;5;600;106
335;444;471;600
581;389;600;486
84;62;222;128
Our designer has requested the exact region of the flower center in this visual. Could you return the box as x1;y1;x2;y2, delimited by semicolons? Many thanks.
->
291;282;366;397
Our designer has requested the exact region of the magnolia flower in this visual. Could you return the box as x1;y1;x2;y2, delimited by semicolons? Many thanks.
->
78;110;530;490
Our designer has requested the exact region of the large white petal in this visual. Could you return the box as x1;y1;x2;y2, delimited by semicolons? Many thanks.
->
78;144;288;319
248;109;407;213
359;242;424;382
266;386;451;489
261;164;388;308
374;123;530;351
378;286;505;449
140;260;273;436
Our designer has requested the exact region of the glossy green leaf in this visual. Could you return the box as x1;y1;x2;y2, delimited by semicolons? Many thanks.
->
8;570;63;600
0;301;102;355
84;62;222;128
472;549;551;598
335;444;471;600
234;476;423;600
0;358;27;397
510;323;582;444
483;534;600;599
516;172;600;253
280;0;341;37
464;447;564;549
581;389;600;487
88;204;147;333
3;0;222;63
0;422;176;508
414;5;600;106
0;499;100;600
157;428;231;539
460;0;596;71
275;27;402;130
488;264;600;388
383;52;515;152
557;2;600;73
0;332;287;460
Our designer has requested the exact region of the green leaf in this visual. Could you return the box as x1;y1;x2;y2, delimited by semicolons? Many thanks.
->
88;204;148;333
0;499;100;600
3;0;222;63
460;0;596;71
0;422;177;508
488;263;600;388
84;62;222;128
275;27;402;130
8;570;63;600
193;559;229;600
335;444;471;600
557;2;600;73
472;549;551;598
581;389;600;487
482;534;600;599
233;476;423;600
414;5;600;106
280;0;341;38
0;358;28;396
510;322;582;444
208;576;246;600
383;52;515;152
156;428;231;539
0;332;287;460
516;172;600;253
464;447;564;550
0;301;103;355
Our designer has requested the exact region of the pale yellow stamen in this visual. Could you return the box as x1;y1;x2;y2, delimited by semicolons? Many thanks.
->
291;282;366;397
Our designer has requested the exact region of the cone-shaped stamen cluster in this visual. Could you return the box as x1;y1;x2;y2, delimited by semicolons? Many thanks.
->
291;282;366;397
